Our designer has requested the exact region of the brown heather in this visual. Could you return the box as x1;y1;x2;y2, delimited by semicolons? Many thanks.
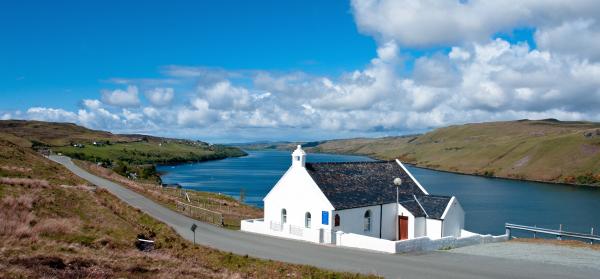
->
0;177;49;188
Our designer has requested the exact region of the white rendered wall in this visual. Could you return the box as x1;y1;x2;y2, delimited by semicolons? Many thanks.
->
442;197;464;237
414;217;426;238
380;203;398;240
263;165;334;233
338;232;397;253
241;219;322;243
395;233;508;253
333;205;383;239
426;219;442;239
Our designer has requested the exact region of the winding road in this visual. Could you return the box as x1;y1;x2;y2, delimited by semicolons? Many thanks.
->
50;155;597;279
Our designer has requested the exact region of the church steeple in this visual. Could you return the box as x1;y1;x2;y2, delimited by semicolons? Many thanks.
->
291;145;306;168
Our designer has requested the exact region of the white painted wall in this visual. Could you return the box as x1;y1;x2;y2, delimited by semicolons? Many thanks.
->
395;233;508;253
338;232;397;253
241;218;323;243
335;230;507;254
263;157;334;234
442;197;465;237
380;203;398;240
414;217;426;238
333;205;382;238
426;219;442;239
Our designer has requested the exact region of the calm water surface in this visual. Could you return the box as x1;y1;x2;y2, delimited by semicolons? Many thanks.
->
158;150;600;235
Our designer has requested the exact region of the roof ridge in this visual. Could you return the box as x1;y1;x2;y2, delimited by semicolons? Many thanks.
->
413;194;429;218
305;160;392;165
420;194;453;199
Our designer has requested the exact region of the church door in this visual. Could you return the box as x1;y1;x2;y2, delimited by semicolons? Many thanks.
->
398;216;409;240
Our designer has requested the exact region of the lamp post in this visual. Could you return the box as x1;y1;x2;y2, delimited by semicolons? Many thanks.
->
393;177;402;240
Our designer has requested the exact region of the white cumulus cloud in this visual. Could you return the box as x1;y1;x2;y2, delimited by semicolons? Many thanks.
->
101;85;140;107
145;87;175;107
351;0;600;47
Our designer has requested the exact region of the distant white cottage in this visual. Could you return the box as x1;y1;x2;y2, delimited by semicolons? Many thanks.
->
242;146;466;251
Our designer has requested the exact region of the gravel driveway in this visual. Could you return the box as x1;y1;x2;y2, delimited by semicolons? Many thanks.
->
450;241;600;271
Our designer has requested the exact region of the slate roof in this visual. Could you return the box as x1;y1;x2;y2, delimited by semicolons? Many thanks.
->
415;195;452;219
305;161;452;219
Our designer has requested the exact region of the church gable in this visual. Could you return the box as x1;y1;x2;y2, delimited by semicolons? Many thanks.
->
263;146;333;210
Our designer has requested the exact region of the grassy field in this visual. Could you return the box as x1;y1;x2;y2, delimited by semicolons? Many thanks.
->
0;126;376;278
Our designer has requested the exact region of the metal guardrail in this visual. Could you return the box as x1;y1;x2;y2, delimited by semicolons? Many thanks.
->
506;223;600;243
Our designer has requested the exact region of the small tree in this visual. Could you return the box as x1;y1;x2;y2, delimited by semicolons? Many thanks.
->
113;161;129;176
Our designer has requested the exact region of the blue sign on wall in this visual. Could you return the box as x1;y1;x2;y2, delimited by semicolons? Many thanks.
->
322;211;329;225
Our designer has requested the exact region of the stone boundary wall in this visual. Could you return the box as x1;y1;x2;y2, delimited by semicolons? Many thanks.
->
337;230;507;253
395;233;508;253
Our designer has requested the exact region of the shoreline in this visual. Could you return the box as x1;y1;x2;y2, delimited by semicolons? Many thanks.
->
301;149;600;189
162;148;600;189
402;162;600;189
155;151;248;167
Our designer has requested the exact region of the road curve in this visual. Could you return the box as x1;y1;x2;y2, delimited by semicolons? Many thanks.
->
50;155;596;279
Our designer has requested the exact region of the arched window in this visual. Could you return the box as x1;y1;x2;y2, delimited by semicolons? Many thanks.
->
305;212;311;228
334;214;340;227
364;210;372;232
281;209;287;224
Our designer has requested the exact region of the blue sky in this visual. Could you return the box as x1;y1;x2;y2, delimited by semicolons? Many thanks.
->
1;1;599;142
1;1;375;111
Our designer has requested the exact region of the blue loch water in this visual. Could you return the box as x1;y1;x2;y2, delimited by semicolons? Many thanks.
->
158;150;600;235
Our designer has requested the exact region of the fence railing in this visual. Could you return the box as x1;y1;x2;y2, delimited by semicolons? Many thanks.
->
505;223;599;244
289;225;304;236
270;221;282;231
165;188;257;221
176;201;224;226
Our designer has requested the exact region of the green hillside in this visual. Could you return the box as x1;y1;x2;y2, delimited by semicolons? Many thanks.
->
309;119;600;186
0;120;135;146
0;120;246;181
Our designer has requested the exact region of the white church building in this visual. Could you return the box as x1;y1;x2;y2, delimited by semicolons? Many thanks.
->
242;146;477;253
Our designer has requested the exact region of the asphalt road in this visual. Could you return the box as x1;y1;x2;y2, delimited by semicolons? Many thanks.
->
50;155;597;279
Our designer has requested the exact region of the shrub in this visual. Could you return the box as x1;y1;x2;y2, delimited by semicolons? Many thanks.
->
139;165;157;179
0;194;35;238
0;177;49;187
33;218;81;236
575;173;598;185
482;170;495;177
